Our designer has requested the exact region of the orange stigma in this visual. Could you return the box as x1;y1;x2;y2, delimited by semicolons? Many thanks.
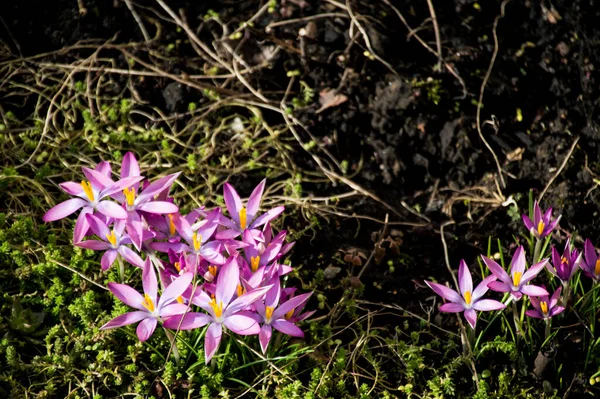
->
265;306;274;321
250;256;260;272
209;297;223;318
464;291;472;305
537;221;545;236
208;265;218;277
192;232;202;252
237;284;245;297
239;207;247;229
174;262;181;272
81;180;95;202
141;294;155;312
123;187;136;207
512;272;522;287
168;214;176;236
176;296;184;304
285;308;295;320
105;230;117;246
540;301;548;314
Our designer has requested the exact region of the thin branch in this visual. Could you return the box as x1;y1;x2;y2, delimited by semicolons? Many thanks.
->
538;136;580;202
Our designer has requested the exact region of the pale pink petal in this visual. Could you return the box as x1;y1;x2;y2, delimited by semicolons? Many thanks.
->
136;317;157;342
223;313;260;335
59;181;84;196
458;260;473;296
226;285;271;315
216;257;240;306
223;183;243;225
549;286;562;308
481;256;511;284
205;323;223;363
100;311;148;329
273;293;312;320
85;213;111;240
159;303;189;318
487;281;511;292
272;319;304;337
108;282;145;310
76;240;111;251
520;285;549;297
424;281;462;303
163;312;212;330
160;272;193;308
259;324;272;354
118;246;144;268
97;201;128;219
73;207;93;243
472;299;505;311
534;201;542;225
246;179;266;222
101;250;118;271
138;201;179;214
522;259;548;284
137;173;180;203
525;309;544;319
439;303;465;312
127;211;144;251
142;259;158;302
43;198;87;221
548;306;565;317
522;214;534;234
83;167;113;189
101;176;145;198
95;160;112;176
509;246;526;275
464;308;477;329
250;206;285;229
121;152;140;179
472;274;496;302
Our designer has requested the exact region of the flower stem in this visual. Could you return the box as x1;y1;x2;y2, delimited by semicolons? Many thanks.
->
533;239;543;264
512;300;521;346
117;256;125;283
544;318;551;342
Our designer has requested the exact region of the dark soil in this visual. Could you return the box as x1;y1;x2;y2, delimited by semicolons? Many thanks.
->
4;0;600;396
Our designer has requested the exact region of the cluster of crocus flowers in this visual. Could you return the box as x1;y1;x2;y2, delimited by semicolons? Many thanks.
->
43;153;312;363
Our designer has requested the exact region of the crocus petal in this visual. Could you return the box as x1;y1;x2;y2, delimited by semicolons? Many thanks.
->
159;303;190;318
509;246;526;275
107;282;145;310
549;306;565;317
142;259;158;302
85;214;111;239
472;274;496;302
546;216;561;234
205;323;223;363
223;183;243;226
487;281;512;293
73;207;93;243
83;167;113;190
101;176;145;198
246;179;266;222
224;313;260;335
97;200;128;219
522;259;548;284
525;310;544;319
264;278;281;308
163;312;212;330
151;241;189;254
137;173;180;203
60;181;85;196
95;160;112;176
439;303;465;312
216;258;239;306
522;214;534;234
472;299;505;311
226;285;271;315
584;239;597;272
138;201;179;214
424;281;462;303
458;260;473;296
272;319;305;337
101;250;118;271
76;240;112;251
43;198;87;222
127;211;144;251
121;152;140;179
520;285;549;297
136;317;158;342
100;311;148;330
550;286;562;308
160;272;194;308
481;256;511;284
464;308;477;329
273;293;312;320
259;324;272;354
534;201;542;225
118;246;144;268
250;206;285;229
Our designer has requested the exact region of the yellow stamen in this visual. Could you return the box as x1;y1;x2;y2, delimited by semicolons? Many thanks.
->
561;256;568;265
285;308;295;320
81;180;95;202
142;294;155;312
250;256;260;272
464;291;472;306
208;265;217;277
265;306;274;321
174;262;181;272
176;296;184;304
105;230;118;246
237;284;245;297
595;259;600;276
537;221;545;236
168;214;176;236
540;301;548;314
123;187;136;207
239;207;247;230
192;232;202;252
512;271;523;287
209;298;223;318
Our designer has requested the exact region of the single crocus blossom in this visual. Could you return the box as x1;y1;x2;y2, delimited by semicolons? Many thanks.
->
163;257;271;363
525;286;565;319
548;239;581;283
76;215;144;270
483;246;549;300
217;179;285;239
100;259;193;342
582;239;600;281
254;278;312;353
522;201;561;240
425;260;505;328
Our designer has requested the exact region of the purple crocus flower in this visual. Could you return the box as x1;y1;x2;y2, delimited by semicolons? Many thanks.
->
100;259;193;342
482;246;549;300
163;257;271;363
241;230;284;273
76;214;144;270
43;163;143;243
547;239;581;283
254;278;312;353
582;239;600;281
525;287;565;319
522;201;561;240
280;288;315;323
425;260;505;328
216;179;285;239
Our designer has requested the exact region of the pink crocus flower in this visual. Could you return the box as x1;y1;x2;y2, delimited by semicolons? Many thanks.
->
254;278;312;354
241;229;285;273
482;246;549;300
425;260;505;328
525;286;565;319
547;239;581;283
100;259;193;342
217;179;285;239
42;162;143;243
522;201;561;240
76;214;144;270
163;257;271;363
582;239;600;281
